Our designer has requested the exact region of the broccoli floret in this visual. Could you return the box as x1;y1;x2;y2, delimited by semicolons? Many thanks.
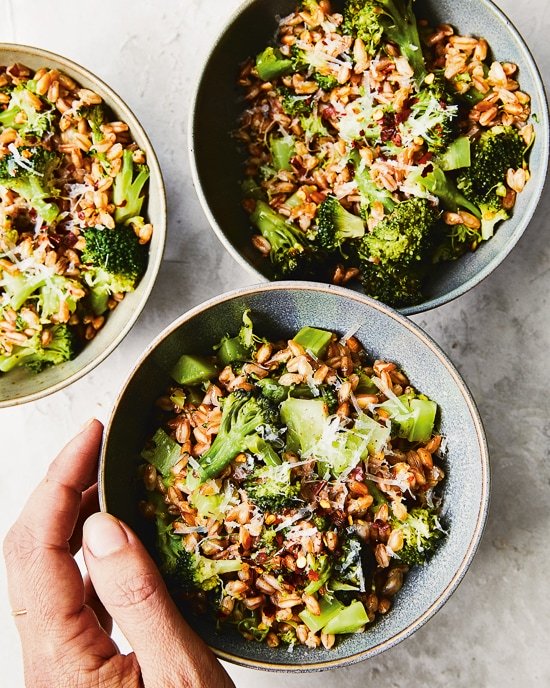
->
0;324;74;373
405;90;458;153
81;225;147;313
320;385;338;414
278;87;313;116
315;195;365;251
304;553;332;594
358;197;438;266
244;463;301;512
255;394;282;428
250;200;321;279
411;165;481;218
343;0;427;82
360;260;424;307
214;309;259;366
455;126;524;239
113;149;150;225
198;390;273;481
77;103;105;141
432;222;480;263
463;126;525;197
331;536;367;592
314;73;339;91
0;146;60;224
38;274;83;321
392;507;444;565
156;519;242;591
257;527;278;554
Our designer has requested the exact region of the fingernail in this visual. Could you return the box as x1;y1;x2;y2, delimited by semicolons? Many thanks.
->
80;418;96;433
84;513;129;558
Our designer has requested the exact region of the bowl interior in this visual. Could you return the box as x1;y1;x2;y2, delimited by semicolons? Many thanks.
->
0;45;166;407
100;283;488;671
190;0;548;315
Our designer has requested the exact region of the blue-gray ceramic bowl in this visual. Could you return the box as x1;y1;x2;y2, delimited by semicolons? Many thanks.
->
189;0;548;316
99;282;489;671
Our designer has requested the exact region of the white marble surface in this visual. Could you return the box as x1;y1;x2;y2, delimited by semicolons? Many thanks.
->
1;0;549;685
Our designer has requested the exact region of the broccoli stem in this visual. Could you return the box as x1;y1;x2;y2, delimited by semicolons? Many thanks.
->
322;600;369;634
141;428;182;477
438;136;471;171
298;596;344;633
255;47;293;81
292;326;332;358
171;354;218;386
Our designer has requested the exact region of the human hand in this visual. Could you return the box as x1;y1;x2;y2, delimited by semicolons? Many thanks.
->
3;419;235;688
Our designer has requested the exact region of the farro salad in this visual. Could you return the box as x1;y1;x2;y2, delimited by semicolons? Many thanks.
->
140;312;446;650
0;62;153;373
236;0;534;307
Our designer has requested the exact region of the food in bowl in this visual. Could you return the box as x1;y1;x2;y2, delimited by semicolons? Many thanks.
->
139;310;446;650
0;61;153;373
236;0;534;307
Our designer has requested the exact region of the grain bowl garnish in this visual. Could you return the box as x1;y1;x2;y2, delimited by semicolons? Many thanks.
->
236;0;534;307
0;62;153;373
140;312;446;650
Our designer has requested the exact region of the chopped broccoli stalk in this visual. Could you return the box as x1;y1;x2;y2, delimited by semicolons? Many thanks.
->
244;463;300;512
0;324;74;373
255;47;293;81
322;599;369;634
0;145;60;224
438;136;471;171
113;149;150;224
245;434;282;466
0;85;54;138
299;596;344;633
170;354;218;386
355;371;378;394
38;274;81;321
292;326;333;358
215;309;257;366
343;0;427;83
358;197;438;266
380;393;437;442
315;196;365;251
269;134;295;172
250;201;319;279
360;260;424;307
141;427;182;476
304;553;332;594
392;506;443;565
366;480;388;507
198;391;271;482
0;270;45;311
157;522;242;591
352;152;396;213
280;397;328;455
354;413;391;454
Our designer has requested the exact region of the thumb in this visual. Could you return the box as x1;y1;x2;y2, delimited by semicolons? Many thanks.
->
83;513;234;688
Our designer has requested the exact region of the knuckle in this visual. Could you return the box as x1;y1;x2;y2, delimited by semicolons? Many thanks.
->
109;570;160;610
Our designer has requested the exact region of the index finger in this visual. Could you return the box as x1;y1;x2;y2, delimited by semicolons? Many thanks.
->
3;419;103;628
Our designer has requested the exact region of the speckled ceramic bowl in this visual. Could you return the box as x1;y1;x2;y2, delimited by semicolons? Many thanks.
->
189;0;549;316
0;44;166;408
100;282;489;671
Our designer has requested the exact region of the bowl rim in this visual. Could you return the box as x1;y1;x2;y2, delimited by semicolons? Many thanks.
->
99;281;490;672
188;0;549;317
0;42;167;408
